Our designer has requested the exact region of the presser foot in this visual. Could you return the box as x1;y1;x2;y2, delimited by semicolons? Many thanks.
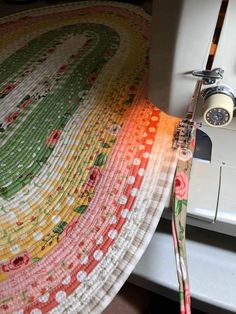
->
172;119;198;150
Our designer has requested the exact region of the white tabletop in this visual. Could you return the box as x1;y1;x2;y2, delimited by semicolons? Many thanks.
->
130;219;236;314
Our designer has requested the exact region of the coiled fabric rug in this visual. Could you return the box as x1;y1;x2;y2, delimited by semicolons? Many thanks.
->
0;2;178;313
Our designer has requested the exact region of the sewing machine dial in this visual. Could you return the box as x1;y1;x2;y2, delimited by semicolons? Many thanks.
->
202;86;235;127
205;107;230;126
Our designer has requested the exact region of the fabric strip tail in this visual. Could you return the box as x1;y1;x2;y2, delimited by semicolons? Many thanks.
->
172;218;191;314
172;130;196;314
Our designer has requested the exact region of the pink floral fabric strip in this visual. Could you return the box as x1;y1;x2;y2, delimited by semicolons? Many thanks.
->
172;132;196;314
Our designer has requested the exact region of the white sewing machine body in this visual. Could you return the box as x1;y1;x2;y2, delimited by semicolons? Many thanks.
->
149;0;236;236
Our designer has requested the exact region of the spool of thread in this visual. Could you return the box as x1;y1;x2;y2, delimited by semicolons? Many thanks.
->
203;93;234;127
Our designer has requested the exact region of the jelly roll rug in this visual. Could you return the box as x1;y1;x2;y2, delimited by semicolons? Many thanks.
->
0;2;178;313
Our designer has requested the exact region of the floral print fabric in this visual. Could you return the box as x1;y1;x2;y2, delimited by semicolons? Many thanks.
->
172;137;196;314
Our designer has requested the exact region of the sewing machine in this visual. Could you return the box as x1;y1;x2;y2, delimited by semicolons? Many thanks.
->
149;0;236;236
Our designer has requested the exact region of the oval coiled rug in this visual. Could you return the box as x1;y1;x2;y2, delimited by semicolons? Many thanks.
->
0;2;178;313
